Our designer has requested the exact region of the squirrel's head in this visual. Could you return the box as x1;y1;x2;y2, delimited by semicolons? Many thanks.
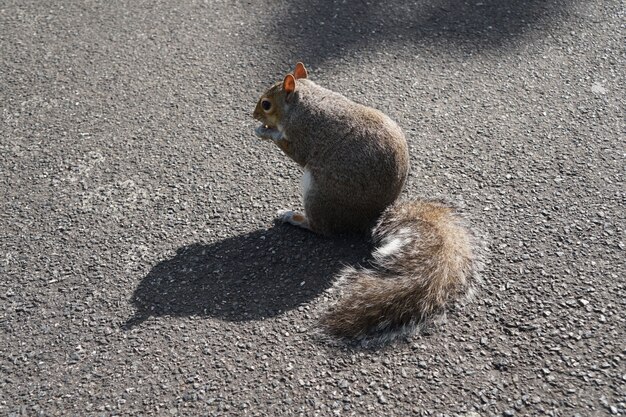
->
253;62;308;139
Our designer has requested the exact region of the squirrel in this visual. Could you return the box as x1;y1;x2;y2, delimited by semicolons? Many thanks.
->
253;62;481;342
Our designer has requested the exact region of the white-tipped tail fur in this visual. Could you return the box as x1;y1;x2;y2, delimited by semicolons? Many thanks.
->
373;227;412;261
320;198;481;342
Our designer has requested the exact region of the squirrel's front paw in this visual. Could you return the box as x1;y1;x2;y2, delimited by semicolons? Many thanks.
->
277;210;310;230
255;125;283;142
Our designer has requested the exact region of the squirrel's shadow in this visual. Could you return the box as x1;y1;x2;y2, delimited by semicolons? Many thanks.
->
123;225;370;329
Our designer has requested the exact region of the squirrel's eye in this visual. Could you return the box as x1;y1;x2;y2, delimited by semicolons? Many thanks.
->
261;99;272;111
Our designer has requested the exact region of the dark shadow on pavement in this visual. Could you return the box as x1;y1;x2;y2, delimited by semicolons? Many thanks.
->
272;0;576;66
123;224;370;329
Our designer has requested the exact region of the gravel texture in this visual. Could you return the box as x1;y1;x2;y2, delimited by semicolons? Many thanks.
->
1;0;624;416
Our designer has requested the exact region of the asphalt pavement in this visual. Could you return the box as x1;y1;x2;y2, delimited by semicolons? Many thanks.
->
1;0;624;415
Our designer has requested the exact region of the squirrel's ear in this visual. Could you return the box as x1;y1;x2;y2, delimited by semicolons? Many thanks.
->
283;74;296;93
294;62;308;79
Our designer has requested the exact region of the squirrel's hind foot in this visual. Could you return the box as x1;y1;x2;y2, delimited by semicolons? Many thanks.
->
277;210;311;231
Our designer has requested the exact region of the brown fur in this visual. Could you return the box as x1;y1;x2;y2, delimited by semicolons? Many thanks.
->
321;199;478;340
253;64;481;342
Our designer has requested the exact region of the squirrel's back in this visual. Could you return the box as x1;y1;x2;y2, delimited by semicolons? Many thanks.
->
282;79;410;234
284;79;407;159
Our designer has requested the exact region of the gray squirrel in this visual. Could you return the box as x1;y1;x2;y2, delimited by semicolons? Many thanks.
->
253;63;480;341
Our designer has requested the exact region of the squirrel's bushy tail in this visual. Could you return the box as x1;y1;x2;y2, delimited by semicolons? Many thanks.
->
320;199;481;342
